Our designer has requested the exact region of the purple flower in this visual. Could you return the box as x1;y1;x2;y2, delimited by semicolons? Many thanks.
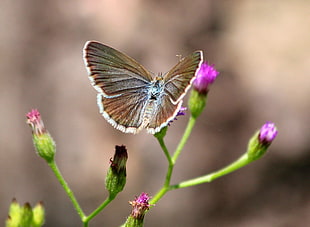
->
259;122;278;145
26;109;56;162
193;62;219;94
129;192;151;219
26;109;46;135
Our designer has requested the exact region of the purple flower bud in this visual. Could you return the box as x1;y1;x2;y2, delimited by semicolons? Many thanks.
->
26;109;56;162
259;122;278;145
193;62;219;94
129;192;151;220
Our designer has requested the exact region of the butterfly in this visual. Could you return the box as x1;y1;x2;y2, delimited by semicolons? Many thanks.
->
83;41;203;134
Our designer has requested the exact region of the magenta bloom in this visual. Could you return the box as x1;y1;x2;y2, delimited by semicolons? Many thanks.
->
129;192;151;219
26;109;46;135
259;122;278;144
193;62;219;94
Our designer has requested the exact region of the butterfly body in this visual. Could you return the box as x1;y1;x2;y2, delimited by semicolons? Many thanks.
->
83;41;203;134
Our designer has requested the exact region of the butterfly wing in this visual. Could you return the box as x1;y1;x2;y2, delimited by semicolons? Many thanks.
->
163;51;203;103
146;96;184;134
146;51;203;133
83;41;153;133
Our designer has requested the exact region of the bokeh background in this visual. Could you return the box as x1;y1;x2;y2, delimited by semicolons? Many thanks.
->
1;0;309;226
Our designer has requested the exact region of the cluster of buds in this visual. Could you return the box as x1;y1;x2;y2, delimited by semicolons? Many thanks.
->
6;199;45;227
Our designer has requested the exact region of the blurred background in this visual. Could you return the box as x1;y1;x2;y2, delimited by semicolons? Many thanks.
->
1;0;309;226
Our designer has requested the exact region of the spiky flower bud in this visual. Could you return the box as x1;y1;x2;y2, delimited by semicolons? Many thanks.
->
125;193;151;227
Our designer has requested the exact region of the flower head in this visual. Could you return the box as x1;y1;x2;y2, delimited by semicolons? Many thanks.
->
26;109;46;135
129;193;151;220
247;122;278;161
193;62;219;94
259;122;278;145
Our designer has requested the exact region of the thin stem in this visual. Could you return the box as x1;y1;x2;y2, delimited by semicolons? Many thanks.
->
48;160;86;220
150;138;173;205
170;153;251;189
151;116;198;205
150;186;169;205
83;195;115;225
157;137;172;166
172;116;196;163
157;137;174;187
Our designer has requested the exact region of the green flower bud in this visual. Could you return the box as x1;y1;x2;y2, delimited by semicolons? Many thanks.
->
188;89;207;118
6;199;21;227
19;203;33;227
31;202;45;227
124;216;144;227
32;133;56;163
105;145;128;198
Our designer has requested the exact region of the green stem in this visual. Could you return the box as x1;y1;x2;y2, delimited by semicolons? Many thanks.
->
150;186;169;205
83;195;115;225
150;138;173;205
157;137;173;187
157;137;172;166
172;116;196;163
48;160;86;220
151;116;197;205
170;153;251;189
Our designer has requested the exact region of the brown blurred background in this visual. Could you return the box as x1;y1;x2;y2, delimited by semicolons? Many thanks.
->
1;0;309;226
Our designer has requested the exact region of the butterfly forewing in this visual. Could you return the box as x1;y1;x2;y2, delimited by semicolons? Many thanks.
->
84;41;155;133
84;41;153;97
163;51;203;103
